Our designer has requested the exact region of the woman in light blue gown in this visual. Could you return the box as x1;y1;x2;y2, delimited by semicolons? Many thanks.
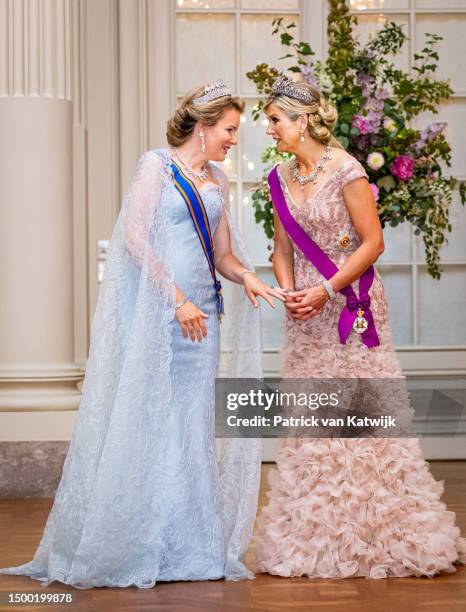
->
0;80;285;589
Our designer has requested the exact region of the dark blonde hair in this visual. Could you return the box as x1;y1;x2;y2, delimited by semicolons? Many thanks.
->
265;81;341;148
167;85;245;147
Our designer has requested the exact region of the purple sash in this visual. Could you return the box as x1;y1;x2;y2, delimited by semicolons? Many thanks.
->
268;166;379;349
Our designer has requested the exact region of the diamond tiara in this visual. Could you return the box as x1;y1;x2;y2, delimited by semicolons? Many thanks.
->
192;79;231;106
271;75;315;105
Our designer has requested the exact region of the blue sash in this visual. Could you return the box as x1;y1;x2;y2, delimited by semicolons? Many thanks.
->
171;160;224;316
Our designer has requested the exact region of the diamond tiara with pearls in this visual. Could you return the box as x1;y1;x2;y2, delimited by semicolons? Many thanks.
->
271;75;316;105
192;79;231;106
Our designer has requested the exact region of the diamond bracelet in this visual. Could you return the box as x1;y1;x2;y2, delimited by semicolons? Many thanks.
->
175;297;188;311
322;280;336;301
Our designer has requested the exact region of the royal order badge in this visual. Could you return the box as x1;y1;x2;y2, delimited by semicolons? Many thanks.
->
353;307;369;334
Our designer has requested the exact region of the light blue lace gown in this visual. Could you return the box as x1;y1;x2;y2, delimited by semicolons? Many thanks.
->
0;149;235;587
156;154;225;580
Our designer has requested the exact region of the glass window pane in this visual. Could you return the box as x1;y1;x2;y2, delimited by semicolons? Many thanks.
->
241;182;274;266
176;14;235;92
240;14;300;95
349;0;409;8
379;222;412;263
216;147;238;179
241;101;272;181
415;191;466;262
176;0;234;8
258;268;287;349
416;101;466;178
415;15;466;92
377;268;412;345
418;268;466;345
416;0;466;8
439;191;466;262
241;0;299;8
225;181;237;221
354;14;410;72
219;267;283;355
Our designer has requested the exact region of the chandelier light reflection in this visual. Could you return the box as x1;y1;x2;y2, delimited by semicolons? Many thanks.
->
241;153;255;173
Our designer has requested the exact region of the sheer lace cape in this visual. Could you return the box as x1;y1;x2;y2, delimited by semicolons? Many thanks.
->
1;148;263;589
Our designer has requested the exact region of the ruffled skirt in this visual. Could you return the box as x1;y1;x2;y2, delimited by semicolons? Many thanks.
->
249;438;466;579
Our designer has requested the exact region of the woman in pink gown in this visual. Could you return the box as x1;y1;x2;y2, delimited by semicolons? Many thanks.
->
249;77;466;579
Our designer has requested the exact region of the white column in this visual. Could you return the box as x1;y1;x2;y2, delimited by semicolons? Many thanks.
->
118;0;146;192
0;0;82;430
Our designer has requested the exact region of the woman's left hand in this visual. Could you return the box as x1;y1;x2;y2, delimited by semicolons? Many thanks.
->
285;286;329;320
243;272;288;309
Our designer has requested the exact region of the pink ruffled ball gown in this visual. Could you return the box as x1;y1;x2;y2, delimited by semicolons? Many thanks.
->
249;155;466;579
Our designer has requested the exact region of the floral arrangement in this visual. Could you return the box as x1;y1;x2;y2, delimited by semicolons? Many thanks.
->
246;0;465;279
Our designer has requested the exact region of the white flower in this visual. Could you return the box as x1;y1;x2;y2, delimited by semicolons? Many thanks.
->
367;152;385;171
383;117;397;133
314;61;333;95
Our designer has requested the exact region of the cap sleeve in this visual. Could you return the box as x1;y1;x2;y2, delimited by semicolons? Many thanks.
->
341;158;369;187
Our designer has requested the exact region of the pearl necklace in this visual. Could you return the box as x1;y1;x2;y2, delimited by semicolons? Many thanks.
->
175;149;209;182
292;145;332;191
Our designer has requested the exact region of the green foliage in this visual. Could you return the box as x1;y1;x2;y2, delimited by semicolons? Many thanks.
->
245;0;461;279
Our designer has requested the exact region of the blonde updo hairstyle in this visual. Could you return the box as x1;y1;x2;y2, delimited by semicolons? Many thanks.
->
264;81;342;148
167;84;245;147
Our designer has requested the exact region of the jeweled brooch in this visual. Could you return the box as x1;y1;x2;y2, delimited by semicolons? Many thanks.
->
337;230;352;252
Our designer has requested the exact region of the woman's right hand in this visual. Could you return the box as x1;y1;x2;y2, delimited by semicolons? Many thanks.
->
175;300;209;342
242;272;288;309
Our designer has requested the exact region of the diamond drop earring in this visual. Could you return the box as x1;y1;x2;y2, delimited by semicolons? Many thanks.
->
300;126;305;143
199;129;206;153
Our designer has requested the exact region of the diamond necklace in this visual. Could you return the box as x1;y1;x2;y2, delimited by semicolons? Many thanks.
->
174;148;209;182
292;145;332;191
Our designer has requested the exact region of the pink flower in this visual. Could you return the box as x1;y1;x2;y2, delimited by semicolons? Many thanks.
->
390;155;414;181
352;114;369;135
300;64;319;88
369;183;379;202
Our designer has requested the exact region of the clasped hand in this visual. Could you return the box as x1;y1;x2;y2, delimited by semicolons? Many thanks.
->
284;286;329;321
